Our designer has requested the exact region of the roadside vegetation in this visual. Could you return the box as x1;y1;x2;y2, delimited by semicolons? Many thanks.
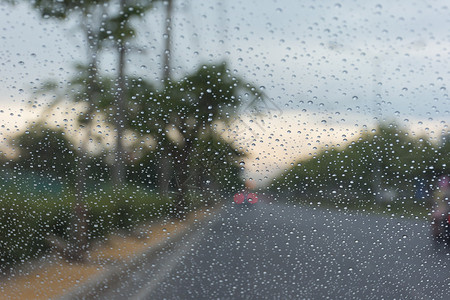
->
0;0;266;267
272;122;449;219
0;182;170;271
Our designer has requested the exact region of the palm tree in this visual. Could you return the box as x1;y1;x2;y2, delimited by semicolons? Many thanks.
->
129;61;266;217
22;0;108;261
99;0;155;186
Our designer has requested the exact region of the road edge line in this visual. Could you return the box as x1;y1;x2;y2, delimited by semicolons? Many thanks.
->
59;206;222;299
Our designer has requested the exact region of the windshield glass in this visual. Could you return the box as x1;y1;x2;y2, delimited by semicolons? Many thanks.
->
0;0;449;299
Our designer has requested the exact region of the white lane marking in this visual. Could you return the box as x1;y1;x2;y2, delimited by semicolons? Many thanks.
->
131;223;212;300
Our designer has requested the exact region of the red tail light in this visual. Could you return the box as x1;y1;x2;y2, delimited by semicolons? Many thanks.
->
233;193;245;204
247;193;259;204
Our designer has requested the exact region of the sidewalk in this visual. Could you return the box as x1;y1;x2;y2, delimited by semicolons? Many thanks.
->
0;207;217;300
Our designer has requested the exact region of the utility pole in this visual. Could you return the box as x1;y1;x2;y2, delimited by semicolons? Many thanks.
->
163;0;173;82
112;0;128;186
158;0;173;197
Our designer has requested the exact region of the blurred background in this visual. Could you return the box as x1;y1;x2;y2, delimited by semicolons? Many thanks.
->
0;0;449;298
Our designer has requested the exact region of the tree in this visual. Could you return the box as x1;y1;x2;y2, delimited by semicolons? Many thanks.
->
272;122;443;205
21;0;109;261
128;61;266;217
99;0;154;186
11;123;77;180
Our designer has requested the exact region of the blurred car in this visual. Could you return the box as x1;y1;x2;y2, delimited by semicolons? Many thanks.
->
233;191;259;206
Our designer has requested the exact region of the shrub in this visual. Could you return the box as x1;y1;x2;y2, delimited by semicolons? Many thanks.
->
0;183;169;270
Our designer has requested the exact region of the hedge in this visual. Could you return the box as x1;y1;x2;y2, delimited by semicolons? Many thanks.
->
0;184;170;271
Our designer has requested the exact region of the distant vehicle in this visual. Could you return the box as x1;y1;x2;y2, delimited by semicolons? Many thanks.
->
233;191;259;206
431;175;450;246
431;213;450;246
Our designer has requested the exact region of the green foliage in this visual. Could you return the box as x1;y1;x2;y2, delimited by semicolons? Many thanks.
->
84;184;171;238
9;123;77;180
0;0;268;266
190;135;244;191
98;1;154;42
126;151;158;187
128;62;266;193
31;0;111;19
273;122;447;202
0;184;169;269
0;186;72;269
164;62;265;129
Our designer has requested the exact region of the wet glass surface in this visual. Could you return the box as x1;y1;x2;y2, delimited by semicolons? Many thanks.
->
0;0;449;299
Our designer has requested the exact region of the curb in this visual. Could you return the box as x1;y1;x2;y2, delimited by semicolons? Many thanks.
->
59;207;221;299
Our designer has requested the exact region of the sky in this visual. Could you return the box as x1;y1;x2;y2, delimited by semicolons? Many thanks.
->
0;0;449;184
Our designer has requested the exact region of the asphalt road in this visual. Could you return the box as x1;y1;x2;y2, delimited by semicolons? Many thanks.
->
93;202;450;299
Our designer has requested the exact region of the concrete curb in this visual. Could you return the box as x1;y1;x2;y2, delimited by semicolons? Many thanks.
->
59;208;221;299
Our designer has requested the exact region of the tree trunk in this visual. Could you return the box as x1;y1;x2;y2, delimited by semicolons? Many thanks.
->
173;138;193;218
158;151;172;198
48;15;99;261
174;167;189;218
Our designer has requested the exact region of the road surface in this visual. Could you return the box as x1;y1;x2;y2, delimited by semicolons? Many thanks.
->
91;202;450;299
